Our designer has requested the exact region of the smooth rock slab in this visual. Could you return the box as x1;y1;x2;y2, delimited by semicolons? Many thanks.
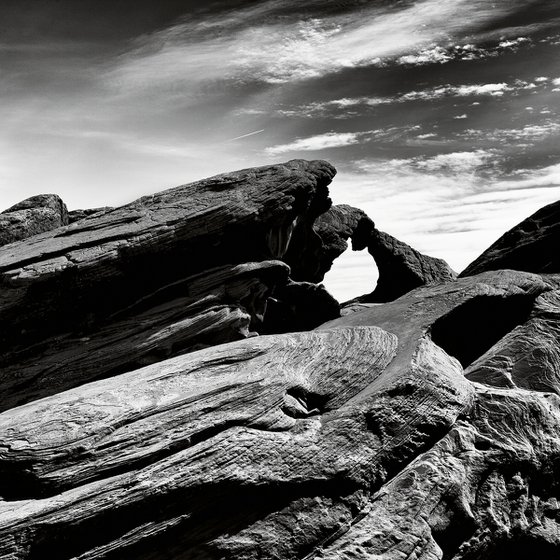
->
0;324;472;559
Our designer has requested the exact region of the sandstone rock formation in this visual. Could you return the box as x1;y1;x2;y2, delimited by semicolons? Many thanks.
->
1;162;560;560
461;199;560;276
0;160;334;409
364;228;457;303
287;204;374;283
299;203;456;303
0;194;68;247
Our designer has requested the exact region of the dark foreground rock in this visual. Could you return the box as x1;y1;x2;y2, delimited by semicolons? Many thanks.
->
0;194;68;247
461;198;560;276
0;160;334;409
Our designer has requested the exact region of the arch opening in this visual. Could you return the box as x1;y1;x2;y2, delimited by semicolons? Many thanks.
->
322;246;378;304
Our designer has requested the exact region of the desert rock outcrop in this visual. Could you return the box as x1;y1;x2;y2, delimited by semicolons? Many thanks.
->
1;165;560;560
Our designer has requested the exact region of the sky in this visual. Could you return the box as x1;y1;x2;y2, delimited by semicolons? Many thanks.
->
1;0;560;301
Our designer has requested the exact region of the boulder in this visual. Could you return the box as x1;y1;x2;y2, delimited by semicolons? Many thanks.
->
0;194;68;247
461;198;560;276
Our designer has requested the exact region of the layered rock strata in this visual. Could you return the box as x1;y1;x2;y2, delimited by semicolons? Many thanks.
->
0;160;334;408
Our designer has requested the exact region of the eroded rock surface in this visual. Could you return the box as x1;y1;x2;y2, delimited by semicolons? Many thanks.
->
1;268;558;559
461;198;560;276
0;324;471;559
68;206;113;223
0;194;68;247
0;160;334;408
1;164;560;560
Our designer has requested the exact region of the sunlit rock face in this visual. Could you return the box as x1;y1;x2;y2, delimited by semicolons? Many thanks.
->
0;194;69;247
1;161;560;560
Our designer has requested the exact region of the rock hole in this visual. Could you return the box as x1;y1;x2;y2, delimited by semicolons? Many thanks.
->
429;294;536;368
473;438;492;452
282;386;329;419
322;246;378;304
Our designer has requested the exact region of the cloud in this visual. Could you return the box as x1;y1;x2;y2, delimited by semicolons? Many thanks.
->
464;120;560;144
276;78;545;118
403;82;511;100
394;35;532;67
264;125;421;155
107;0;538;91
264;131;366;155
413;150;491;173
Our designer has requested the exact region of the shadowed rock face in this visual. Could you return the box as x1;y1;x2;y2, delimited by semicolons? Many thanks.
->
0;160;334;409
0;194;68;247
461;198;560;276
1;162;560;560
364;228;457;303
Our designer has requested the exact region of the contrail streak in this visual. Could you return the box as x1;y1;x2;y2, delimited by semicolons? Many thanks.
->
228;129;265;141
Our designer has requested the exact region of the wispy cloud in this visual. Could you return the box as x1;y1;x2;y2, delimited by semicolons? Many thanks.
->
464;120;560;144
107;0;539;92
275;79;547;118
264;126;421;155
265;131;366;155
